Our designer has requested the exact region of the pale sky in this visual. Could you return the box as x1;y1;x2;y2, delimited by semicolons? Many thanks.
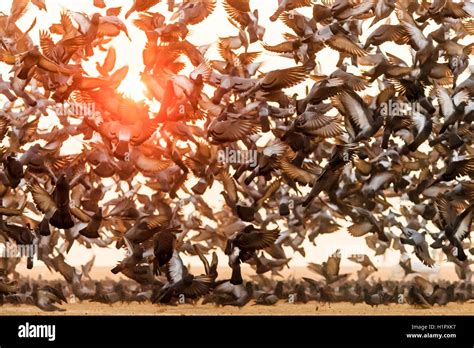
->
1;0;469;277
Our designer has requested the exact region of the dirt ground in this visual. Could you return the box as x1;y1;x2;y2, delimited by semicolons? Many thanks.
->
1;301;473;316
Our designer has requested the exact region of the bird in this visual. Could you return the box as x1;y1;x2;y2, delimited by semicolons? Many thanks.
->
307;249;349;284
152;227;179;274
269;0;313;22
225;224;279;284
435;196;474;262
28;174;77;230
400;228;436;267
152;251;214;304
125;0;162;19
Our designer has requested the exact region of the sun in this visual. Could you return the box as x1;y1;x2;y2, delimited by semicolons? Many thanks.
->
117;74;147;101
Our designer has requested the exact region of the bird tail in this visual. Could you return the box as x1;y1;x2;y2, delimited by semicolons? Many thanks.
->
38;217;50;236
110;264;122;274
279;202;290;216
236;205;256;222
49;208;74;229
191;178;208;195
259;115;270;132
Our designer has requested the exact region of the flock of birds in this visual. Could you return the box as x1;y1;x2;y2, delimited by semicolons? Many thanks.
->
0;0;473;311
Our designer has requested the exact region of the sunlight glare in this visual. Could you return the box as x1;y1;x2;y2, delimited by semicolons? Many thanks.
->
118;74;147;101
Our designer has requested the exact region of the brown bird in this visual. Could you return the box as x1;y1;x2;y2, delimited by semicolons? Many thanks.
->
225;224;280;284
125;0;162;19
152;227;179;275
270;0;313;22
28;174;75;230
78;208;103;238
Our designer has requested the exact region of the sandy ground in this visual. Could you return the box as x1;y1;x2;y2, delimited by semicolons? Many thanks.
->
1;301;473;316
2;266;472;315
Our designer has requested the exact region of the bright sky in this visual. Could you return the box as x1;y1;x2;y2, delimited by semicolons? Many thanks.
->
1;0;469;277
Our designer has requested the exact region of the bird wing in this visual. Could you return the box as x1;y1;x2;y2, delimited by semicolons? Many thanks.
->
178;275;214;297
28;183;56;214
414;242;435;267
325;252;341;277
338;91;372;131
452;88;469;107
307;263;324;276
293;0;313;8
37;54;74;74
58;11;76;35
348;222;373;237
307;120;344;137
223;0;250;26
39;31;56;60
193;244;210;275
279;160;316;185
21;118;40;142
209;118;260;142
144;215;170;229
262;41;295;53
256;179;281;208
132;151;170;173
9;0;29;24
260;66;308;90
70;11;91;34
300;113;336;130
238;228;280;250
239;51;261;65
167;250;185;283
457;158;474;177
98;46;116;76
453;204;474;242
326;34;367;57
93;0;106;8
106;7;122;16
397;8;429;50
219;170;238;203
436;87;455;118
263;141;289;157
414;276;434;296
71;207;91;223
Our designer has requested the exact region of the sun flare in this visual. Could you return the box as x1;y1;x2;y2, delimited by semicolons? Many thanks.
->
117;74;147;101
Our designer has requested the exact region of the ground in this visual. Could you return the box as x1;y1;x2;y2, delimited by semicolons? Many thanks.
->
2;302;474;316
